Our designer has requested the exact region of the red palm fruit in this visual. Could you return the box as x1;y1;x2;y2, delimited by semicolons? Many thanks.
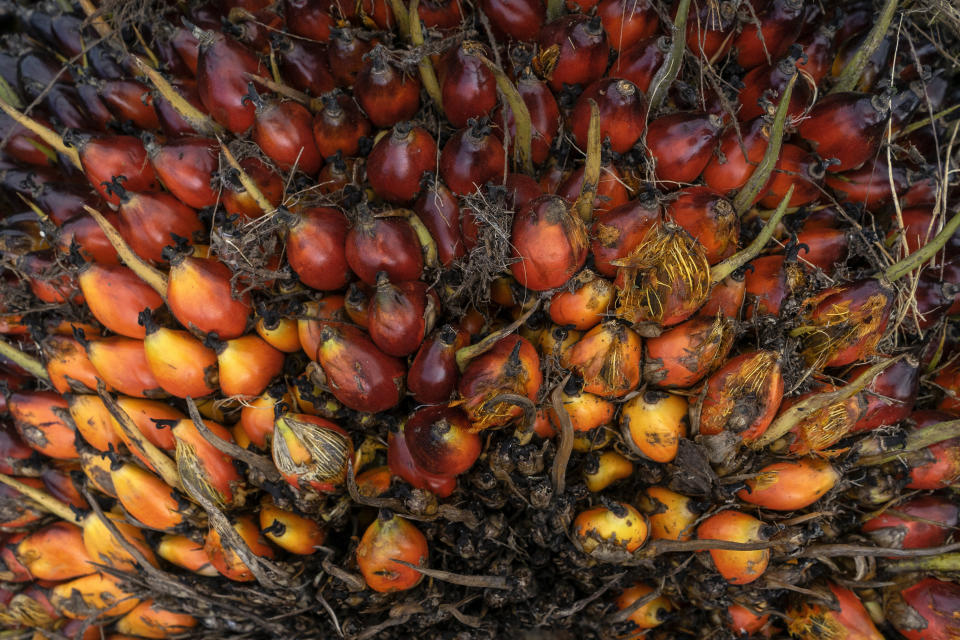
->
73;134;159;205
824;157;908;210
31;182;102;226
439;43;496;128
346;211;424;285
255;314;301;353
408;325;468;404
789;583;882;640
777;384;865;455
232;8;284;52
795;24;836;85
583;450;633;492
43;336;99;395
83;510;158;572
326;28;376;87
357;512;428;593
51;572;140;619
476;0;542;40
549;270;615;330
112;189;203;263
612;35;669;92
19;252;81;305
937;363;960;413
173;418;244;508
614;222;711;330
68;395;121;452
56;213;120;264
203;516;275;582
85;337;164;399
739;458;840;510
665;187;738;264
168;254;251;338
887;578;960;640
355;48;420;128
637;486;701;541
16;522;93;580
697;511;769;585
111;397;184;454
566;321;642;398
699;350;784;443
798;92;891;172
215;335;284;397
9;392;79;460
276;38;335;97
368;275;435;357
795;278;895;369
912;259;960;329
284;0;335;40
498;70;559;166
196;32;263;133
572;79;647;154
259;497;325;554
317;154;357;193
505;172;544;210
758;144;825;208
620;391;688;463
415;0;463;28
701;117;769;196
414;176;465;266
590;198;660;277
733;0;804;69
0;478;46;529
367;123;437;204
615;583;672;633
892;207;960;256
645;314;735;388
739;57;811;124
100;79;160;130
0;423;42;477
316;324;406;412
248;93;321;174
539;15;609;91
142;317;219;399
863;494;958;550
440;120;506;196
116;599;197;638
222;157;284;219
80;262;165;340
599;0;658;52
647;112;723;186
111;463;189;531
239;385;292;448
388;427;457;496
743;255;806;319
153;80;208;137
296;296;347;358
510;195;588;291
144;137;218;210
573;503;648;559
457;335;542;429
558;163;630;215
681;0;737;59
157;534;218;576
283;207;351;290
404;405;481;476
849;356;919;432
272;412;353;493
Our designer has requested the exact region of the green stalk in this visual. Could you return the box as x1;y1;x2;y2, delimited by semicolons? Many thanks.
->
856;418;960;466
409;0;443;111
830;0;898;94
885;553;960;573
0;338;49;382
647;0;691;113
711;185;794;284
884;207;960;281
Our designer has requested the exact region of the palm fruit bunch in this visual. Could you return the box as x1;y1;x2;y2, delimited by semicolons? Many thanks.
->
0;0;959;637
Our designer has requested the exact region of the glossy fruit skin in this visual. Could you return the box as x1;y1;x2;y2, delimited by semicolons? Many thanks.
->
440;123;506;196
615;583;672;633
539;15;610;92
15;522;93;580
9;392;79;460
798;92;890;172
297;297;348;358
285;207;351;291
583;450;633;492
733;0;804;69
83;511;158;572
738;458;840;511
368;276;433;357
414;178;465;267
346;213;424;285
510;195;588;291
367;123;438;204
637;486;700;541
590;198;660;277
862;495;959;550
111;463;186;531
441;44;497;128
621;391;688;463
557;163;630;215
599;0;658;52
143;325;219;399
404;405;481;476
571;78;646;154
696;511;769;585
252;99;322;173
647;112;722;186
355;52;421;128
888;578;960;640
356;513;429;593
790;583;882;640
204;516;275;582
157;534;218;576
408;325;468;404
905;411;960;490
217;335;285;397
77;135;159;206
850;356;919;432
743;255;806;319
699;351;784;443
259;498;326;554
196;33;264;133
222;157;284;219
665;187;738;265
498;72;559;166
457;335;543;429
116;600;198;638
478;0;543;41
549;270;615;330
115;191;203;264
316;324;406;412
681;0;737;59
312;93;371;159
612;35;669;92
701;117;769;196
168;256;251;339
85;337;164;399
567;321;642;398
101;79;160;130
388;427;458;497
573;503;648;559
644;314;734;388
43;335;100;395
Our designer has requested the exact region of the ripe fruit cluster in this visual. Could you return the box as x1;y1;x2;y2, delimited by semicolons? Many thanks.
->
0;0;958;638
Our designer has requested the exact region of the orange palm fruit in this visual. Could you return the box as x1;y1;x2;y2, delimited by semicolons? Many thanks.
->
738;458;840;511
79;451;118;498
457;335;543;430
551;376;616;433
273;412;353;494
548;269;615;330
239;385;292;449
620;391;688;463
727;603;773;636
296;296;347;358
698;351;784;444
637;486;701;541
355;465;392;497
42;336;100;394
696;510;770;585
156;534;219;576
214;334;285;397
698;272;746;319
615;583;673;633
316;323;406;413
204;516;275;582
403;405;481;477
110;463;192;531
538;325;581;369
9;392;80;460
16;522;94;580
141;313;219;398
255;314;301;352
356;511;429;593
77;263;164;339
85;337;165;399
572;502;649;560
82;511;158;572
50;572;140;619
167;254;251;339
788;583;882;640
644;314;735;388
116;600;198;638
68;395;122;452
112;397;185;453
172;419;245;509
583;450;633;492
259;497;326;555
566;321;642;398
